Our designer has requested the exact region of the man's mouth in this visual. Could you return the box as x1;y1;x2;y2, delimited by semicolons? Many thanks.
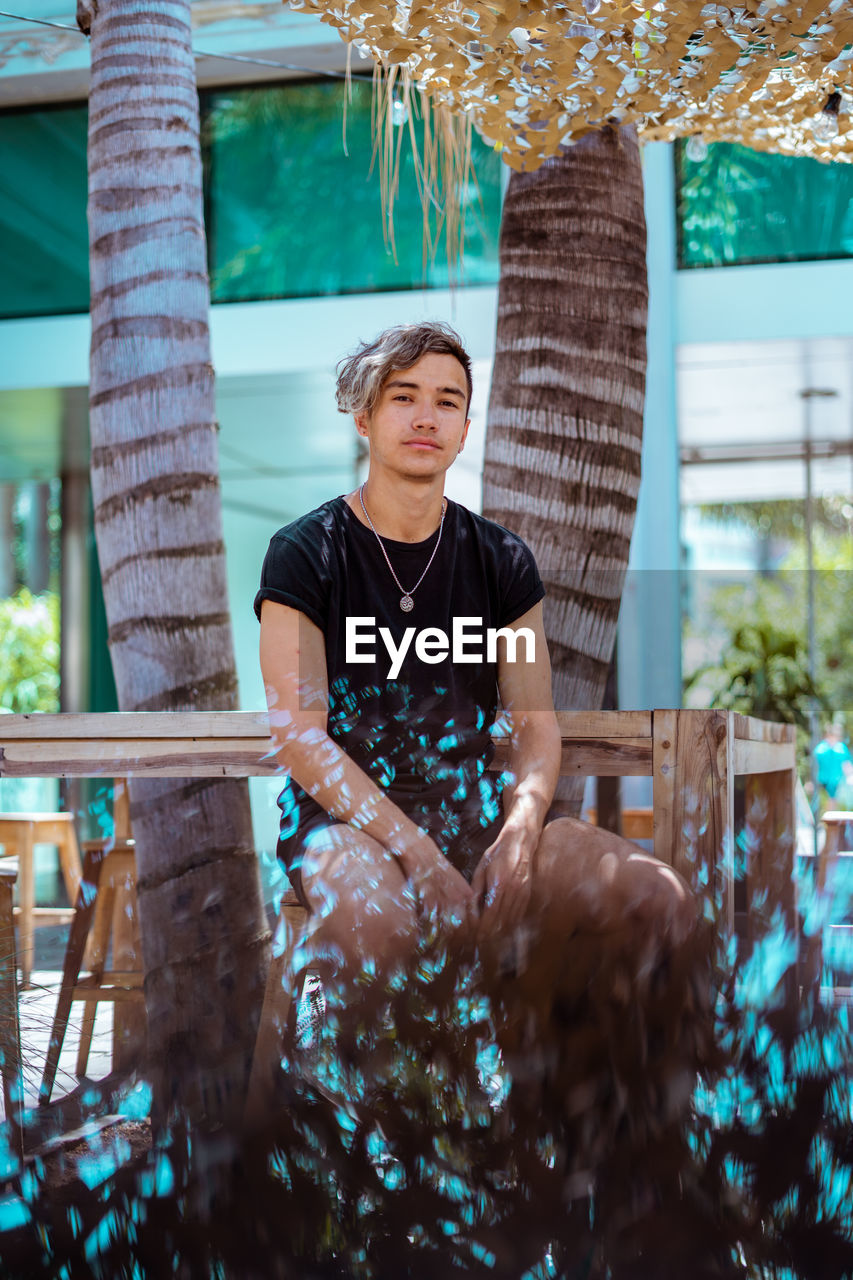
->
404;440;440;450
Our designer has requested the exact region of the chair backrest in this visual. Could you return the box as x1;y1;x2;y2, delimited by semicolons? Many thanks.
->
814;811;853;897
113;779;132;843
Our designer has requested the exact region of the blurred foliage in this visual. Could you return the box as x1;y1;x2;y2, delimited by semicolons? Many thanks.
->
0;588;60;712
684;514;853;742
698;497;853;543
677;140;853;269
685;621;828;731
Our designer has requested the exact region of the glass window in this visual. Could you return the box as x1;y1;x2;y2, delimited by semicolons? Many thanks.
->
203;79;502;302
676;140;853;269
677;339;853;776
0;81;502;320
0;104;89;319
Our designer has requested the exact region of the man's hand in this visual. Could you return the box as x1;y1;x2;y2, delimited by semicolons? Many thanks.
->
471;823;537;935
394;831;474;923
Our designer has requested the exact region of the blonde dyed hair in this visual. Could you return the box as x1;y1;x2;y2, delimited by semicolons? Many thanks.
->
335;322;473;418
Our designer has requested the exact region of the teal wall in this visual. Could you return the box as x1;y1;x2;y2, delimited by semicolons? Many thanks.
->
676;257;853;346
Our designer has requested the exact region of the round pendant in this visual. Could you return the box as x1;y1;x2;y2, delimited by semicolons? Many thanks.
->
400;595;414;612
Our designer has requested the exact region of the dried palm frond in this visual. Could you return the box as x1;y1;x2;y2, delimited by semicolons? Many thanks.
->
366;60;477;275
293;0;853;171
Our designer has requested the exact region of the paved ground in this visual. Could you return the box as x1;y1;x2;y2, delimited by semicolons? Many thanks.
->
3;924;114;1120
16;970;114;1110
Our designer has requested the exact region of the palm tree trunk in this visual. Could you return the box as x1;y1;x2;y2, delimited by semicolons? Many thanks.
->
483;125;648;815
80;0;268;1126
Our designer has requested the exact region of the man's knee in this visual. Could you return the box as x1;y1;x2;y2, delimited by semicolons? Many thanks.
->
299;825;418;947
532;816;697;941
297;826;420;986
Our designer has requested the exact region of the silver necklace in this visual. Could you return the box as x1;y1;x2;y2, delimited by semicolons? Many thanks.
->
358;483;447;612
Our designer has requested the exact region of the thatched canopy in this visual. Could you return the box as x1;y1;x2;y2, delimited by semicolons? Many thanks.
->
290;0;853;169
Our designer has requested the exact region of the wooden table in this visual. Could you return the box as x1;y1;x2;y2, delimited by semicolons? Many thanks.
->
0;708;797;942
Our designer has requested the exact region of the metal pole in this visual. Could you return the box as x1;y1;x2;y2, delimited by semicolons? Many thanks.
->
800;387;838;854
804;399;817;850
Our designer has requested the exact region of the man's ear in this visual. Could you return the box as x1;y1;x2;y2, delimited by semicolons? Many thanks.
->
457;418;471;454
354;411;369;437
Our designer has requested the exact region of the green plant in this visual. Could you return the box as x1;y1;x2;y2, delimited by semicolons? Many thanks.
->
685;620;828;730
0;588;60;712
683;510;852;732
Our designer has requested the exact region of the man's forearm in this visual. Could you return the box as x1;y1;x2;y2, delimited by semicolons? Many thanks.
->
271;722;428;860
500;714;561;846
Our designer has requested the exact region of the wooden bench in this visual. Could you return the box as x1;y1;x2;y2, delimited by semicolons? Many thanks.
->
583;807;654;841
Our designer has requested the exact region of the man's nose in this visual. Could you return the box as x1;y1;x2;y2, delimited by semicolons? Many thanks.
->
412;403;438;429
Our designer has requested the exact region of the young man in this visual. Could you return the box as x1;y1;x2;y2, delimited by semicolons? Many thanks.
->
255;321;693;1003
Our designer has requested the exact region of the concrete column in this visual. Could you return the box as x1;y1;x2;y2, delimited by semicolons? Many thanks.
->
0;484;16;598
24;482;51;594
59;389;92;828
618;141;683;715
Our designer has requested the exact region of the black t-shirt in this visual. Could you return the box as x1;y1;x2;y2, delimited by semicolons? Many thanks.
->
254;495;544;839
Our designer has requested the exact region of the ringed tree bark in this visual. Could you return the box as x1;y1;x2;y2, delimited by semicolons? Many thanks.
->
482;125;648;815
79;0;268;1126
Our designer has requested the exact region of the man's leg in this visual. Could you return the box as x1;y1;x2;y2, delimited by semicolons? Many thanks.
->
478;817;710;1137
530;816;697;941
478;816;697;988
298;823;421;994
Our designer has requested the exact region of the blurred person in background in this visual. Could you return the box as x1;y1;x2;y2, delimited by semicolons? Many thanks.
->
816;721;852;804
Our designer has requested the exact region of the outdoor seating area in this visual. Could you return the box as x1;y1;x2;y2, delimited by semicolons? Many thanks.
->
2;705;845;1148
3;1;853;1267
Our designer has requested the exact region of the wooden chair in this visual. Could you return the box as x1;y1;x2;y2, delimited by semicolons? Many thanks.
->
584;806;654;841
39;782;146;1104
245;887;308;1128
0;812;82;988
803;810;853;997
0;864;23;1156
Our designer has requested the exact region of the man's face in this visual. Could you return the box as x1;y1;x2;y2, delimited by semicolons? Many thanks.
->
355;352;471;479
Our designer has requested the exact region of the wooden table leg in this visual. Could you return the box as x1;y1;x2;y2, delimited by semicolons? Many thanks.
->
653;709;735;932
0;867;23;1157
57;822;83;911
111;854;146;1074
75;870;115;1079
17;824;34;990
744;770;798;944
744;769;799;1014
245;901;307;1130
